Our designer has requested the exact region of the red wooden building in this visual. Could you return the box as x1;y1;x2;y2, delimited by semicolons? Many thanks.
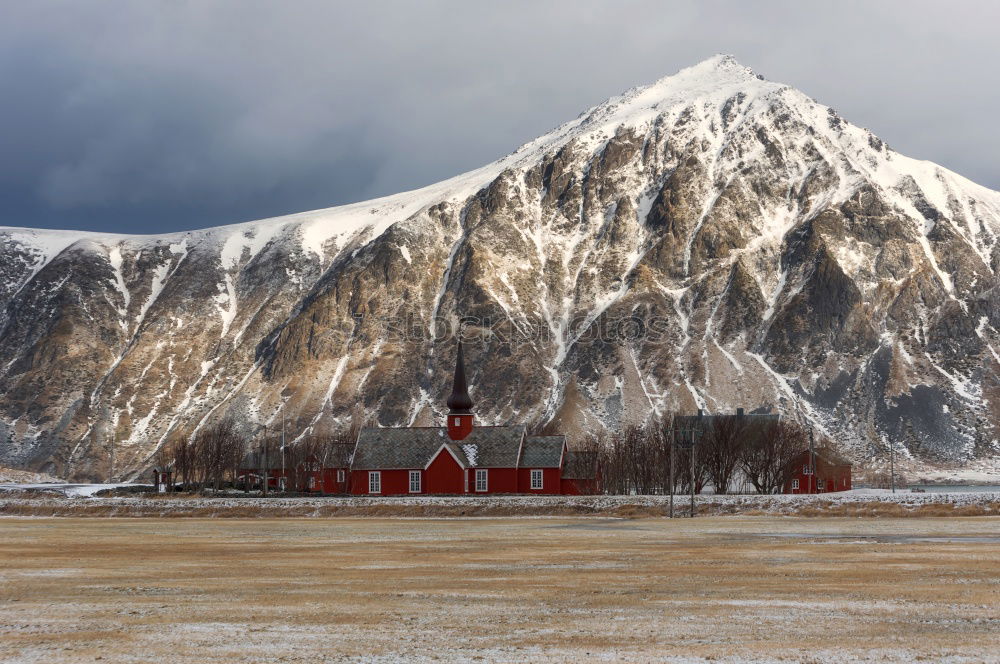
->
348;343;598;495
295;454;351;494
237;452;283;491
238;452;350;494
151;467;173;493
560;450;600;495
784;448;852;494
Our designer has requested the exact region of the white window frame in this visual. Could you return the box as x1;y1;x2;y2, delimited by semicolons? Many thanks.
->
368;471;381;494
409;470;421;494
453;416;461;427
475;469;488;492
803;464;813;475
337;469;345;482
530;469;543;490
791;479;799;490
308;476;316;490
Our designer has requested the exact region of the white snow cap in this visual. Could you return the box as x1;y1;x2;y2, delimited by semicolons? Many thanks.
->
2;53;997;267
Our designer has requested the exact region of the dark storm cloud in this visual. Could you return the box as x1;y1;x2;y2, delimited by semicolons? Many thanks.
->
2;0;998;234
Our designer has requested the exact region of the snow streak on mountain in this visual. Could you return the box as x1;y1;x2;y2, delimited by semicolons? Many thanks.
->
1;55;998;478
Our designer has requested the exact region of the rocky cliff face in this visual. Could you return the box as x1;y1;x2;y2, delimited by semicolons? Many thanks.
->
2;56;998;479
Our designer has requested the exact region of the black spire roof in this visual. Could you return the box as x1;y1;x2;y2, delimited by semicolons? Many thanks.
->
446;341;474;414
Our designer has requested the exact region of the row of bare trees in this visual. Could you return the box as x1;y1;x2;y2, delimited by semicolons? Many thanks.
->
266;427;357;493
165;413;810;496
166;418;359;493
596;415;812;495
168;418;245;491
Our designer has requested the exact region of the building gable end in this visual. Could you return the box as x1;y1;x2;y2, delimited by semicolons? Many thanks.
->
424;443;467;471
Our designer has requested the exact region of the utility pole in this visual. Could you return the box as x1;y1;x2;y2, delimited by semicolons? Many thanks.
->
690;438;696;518
669;422;675;519
689;410;703;518
281;401;286;493
808;425;816;494
262;425;269;498
107;429;115;484
890;441;896;494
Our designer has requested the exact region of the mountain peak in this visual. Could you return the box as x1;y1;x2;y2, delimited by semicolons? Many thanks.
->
645;53;765;94
513;55;778;165
2;53;998;478
684;53;756;76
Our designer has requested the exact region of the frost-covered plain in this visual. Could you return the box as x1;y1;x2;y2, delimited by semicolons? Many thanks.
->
0;489;996;518
0;517;997;663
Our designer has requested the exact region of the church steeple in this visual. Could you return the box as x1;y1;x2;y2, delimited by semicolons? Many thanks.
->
447;342;473;414
446;341;474;440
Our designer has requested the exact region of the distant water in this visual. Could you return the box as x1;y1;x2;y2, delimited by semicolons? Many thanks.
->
907;485;1000;493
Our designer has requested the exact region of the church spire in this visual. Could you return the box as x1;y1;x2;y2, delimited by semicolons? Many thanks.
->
447;341;474;414
446;341;474;441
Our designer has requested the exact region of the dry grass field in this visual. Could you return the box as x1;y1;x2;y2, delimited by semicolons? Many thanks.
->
1;517;998;663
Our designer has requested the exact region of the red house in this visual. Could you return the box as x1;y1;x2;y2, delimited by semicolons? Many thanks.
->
784;448;852;494
239;445;352;494
296;454;351;494
348;343;598;496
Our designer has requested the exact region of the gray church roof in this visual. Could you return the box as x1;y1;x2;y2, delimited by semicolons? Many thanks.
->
352;425;527;470
520;436;565;468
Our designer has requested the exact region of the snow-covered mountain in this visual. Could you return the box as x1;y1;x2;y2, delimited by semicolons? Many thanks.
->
2;55;998;479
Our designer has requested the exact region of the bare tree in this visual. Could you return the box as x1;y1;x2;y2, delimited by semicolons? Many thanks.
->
286;436;312;492
699;415;745;494
597;415;674;495
739;420;806;494
169;438;193;490
185;418;245;492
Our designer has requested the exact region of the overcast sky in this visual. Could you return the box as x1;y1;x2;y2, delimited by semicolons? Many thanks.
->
2;0;998;234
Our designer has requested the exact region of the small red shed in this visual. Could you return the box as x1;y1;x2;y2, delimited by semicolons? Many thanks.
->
151;467;173;493
560;449;600;495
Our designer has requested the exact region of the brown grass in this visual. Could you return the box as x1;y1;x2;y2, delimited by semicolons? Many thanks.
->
0;516;997;663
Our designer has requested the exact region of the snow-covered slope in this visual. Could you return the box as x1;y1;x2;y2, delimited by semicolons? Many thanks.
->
1;55;998;479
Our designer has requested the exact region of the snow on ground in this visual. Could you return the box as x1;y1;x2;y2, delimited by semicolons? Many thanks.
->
0;488;996;518
906;456;1000;484
0;482;143;498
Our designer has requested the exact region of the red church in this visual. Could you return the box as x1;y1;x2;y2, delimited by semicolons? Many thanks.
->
348;343;598;496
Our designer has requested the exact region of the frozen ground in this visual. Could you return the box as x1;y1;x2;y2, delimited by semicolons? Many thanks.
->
0;482;142;498
0;488;997;518
0;516;997;663
886;457;1000;487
